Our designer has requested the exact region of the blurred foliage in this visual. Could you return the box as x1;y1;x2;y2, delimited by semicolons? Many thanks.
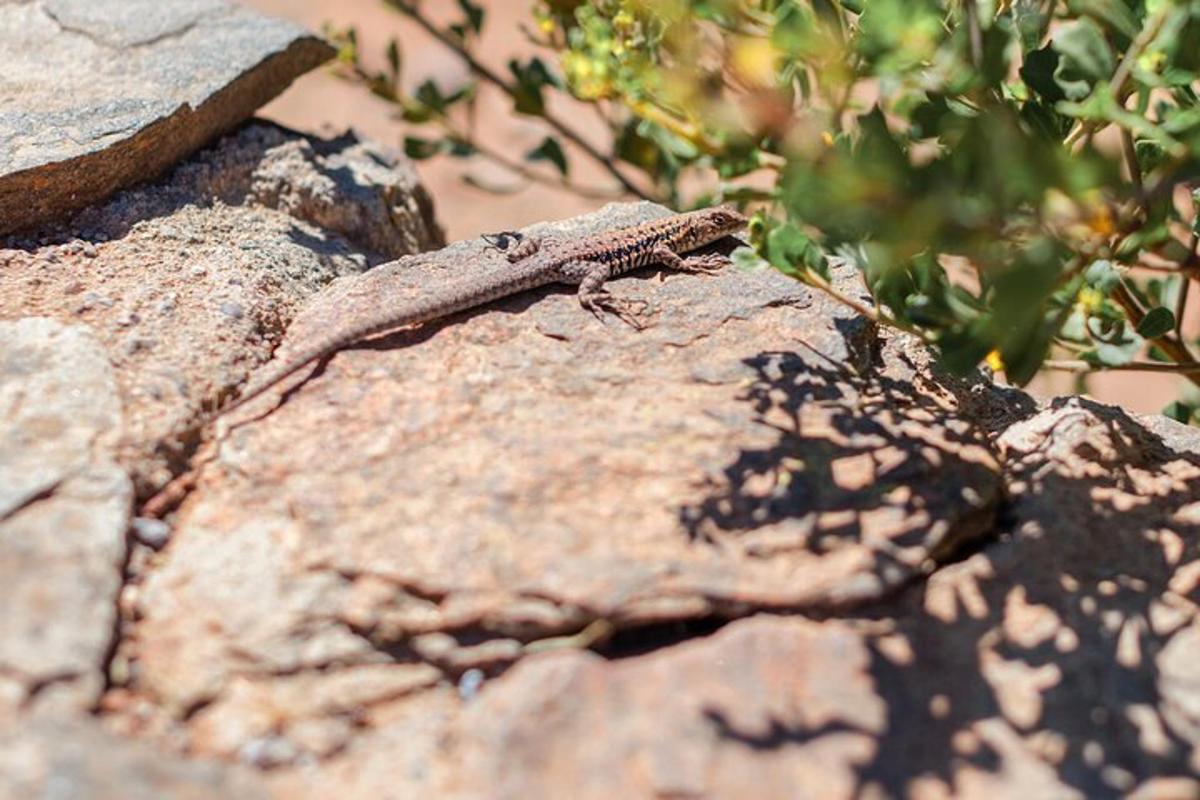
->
334;0;1200;418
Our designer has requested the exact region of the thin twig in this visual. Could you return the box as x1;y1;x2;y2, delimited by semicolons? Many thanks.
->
1112;280;1200;388
1044;359;1200;374
385;0;653;201
445;132;626;199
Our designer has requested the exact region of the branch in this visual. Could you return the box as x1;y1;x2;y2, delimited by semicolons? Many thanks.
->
1044;359;1200;374
385;0;654;201
1111;280;1200;389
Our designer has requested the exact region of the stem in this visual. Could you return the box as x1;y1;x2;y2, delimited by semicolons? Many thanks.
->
801;270;931;343
385;0;653;201
445;130;625;199
1044;359;1200;374
1112;280;1200;389
1065;5;1172;150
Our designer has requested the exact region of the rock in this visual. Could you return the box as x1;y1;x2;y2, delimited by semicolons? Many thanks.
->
0;122;443;496
272;616;885;799
0;318;130;714
129;202;1003;759
853;397;1200;797
0;0;334;234
0;717;267;800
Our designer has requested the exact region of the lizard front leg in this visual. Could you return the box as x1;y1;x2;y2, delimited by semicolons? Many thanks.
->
651;244;728;275
505;233;561;263
560;259;653;329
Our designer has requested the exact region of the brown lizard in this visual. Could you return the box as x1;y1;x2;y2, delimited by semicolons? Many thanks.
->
140;207;746;518
216;205;747;420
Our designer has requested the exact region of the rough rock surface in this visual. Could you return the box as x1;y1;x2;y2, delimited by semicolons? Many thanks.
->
10;188;1200;797
0;718;267;799
0;0;334;234
0;122;442;496
0;318;129;716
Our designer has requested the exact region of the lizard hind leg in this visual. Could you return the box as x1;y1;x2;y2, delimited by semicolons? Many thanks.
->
504;234;542;262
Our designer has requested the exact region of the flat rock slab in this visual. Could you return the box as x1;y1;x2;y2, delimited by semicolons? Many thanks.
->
0;717;266;799
0;0;334;234
266;400;1200;798
127;202;1003;759
0;122;442;496
269;615;887;799
0;318;130;714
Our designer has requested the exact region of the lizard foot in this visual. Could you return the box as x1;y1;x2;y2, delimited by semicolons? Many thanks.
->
675;253;729;275
582;292;654;330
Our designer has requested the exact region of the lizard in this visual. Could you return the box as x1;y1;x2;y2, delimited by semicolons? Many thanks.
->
213;205;748;421
139;206;746;519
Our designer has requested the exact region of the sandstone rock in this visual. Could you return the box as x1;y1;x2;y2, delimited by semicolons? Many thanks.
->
0;318;130;715
0;718;267;800
272;616;886;799
857;397;1200;797
128;202;1003;762
0;0;334;233
0;122;442;496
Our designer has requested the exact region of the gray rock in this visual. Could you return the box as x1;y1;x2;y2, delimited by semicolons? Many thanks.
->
0;123;443;496
0;318;130;714
0;0;335;234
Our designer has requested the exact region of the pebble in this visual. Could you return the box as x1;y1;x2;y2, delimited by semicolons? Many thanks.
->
131;517;171;548
457;668;485;701
219;302;244;320
82;242;98;258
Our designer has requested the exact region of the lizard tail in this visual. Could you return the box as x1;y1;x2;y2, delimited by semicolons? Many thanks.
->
212;263;550;422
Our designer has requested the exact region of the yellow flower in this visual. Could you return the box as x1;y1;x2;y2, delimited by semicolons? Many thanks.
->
985;350;1005;372
731;37;777;87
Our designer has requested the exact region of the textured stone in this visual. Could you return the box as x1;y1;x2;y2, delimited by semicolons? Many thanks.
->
128;202;1003;760
0;318;129;714
854;397;1200;797
0;718;267;800
0;122;442;496
272;616;885;799
0;0;334;233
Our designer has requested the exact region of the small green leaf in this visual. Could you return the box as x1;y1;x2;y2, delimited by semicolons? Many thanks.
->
765;222;828;280
1084;260;1121;293
386;39;401;83
403;136;440;160
1136;306;1176;339
1163;400;1195;423
1052;19;1115;100
457;0;484;34
526;136;569;175
731;245;769;271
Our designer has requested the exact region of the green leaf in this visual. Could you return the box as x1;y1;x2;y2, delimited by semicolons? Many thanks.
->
457;0;484;34
509;57;560;116
386;39;402;83
1084;259;1121;293
403;136;440;160
1020;45;1065;102
1066;0;1138;40
765;222;828;280
731;245;769;271
1137;306;1176;339
1163;400;1196;423
526;136;569;175
1051;19;1115;100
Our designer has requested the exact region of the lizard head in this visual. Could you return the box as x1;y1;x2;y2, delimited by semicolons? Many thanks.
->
692;205;748;245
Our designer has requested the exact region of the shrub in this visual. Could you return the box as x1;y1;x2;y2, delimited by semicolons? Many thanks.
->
335;0;1200;418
